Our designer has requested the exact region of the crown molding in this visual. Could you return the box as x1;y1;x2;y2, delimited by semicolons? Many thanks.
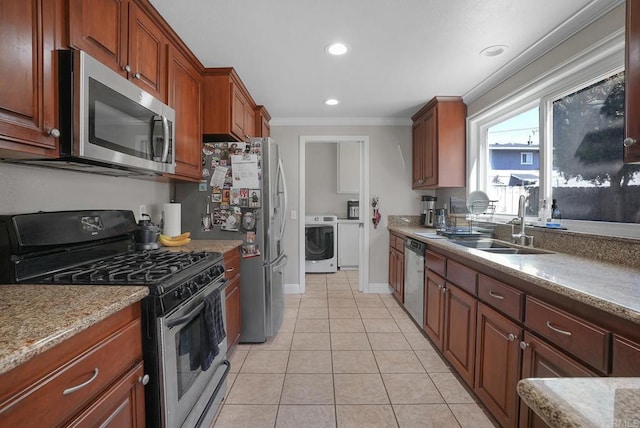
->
270;117;412;127
463;0;624;103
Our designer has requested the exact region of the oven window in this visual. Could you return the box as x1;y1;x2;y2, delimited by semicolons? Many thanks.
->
305;225;335;260
175;313;205;399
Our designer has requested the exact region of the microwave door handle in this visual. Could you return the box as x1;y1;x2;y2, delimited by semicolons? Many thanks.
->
161;115;170;163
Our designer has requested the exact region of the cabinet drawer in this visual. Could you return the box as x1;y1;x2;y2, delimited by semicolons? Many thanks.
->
477;274;523;321
525;296;610;373
395;236;405;253
389;235;397;249
224;248;241;280
0;319;142;427
612;335;640;376
425;250;446;277
447;259;476;296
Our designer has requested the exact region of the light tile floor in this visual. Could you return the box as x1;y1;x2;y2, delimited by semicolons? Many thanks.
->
213;270;497;428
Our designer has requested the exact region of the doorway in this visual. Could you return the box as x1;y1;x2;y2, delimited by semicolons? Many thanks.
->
298;136;370;294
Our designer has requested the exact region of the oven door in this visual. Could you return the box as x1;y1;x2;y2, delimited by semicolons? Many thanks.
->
159;280;229;428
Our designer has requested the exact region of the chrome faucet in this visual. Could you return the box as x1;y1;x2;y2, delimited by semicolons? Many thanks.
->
511;195;534;247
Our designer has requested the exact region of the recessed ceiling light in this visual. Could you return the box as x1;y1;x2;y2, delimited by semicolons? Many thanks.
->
326;43;349;56
325;98;339;106
479;45;508;57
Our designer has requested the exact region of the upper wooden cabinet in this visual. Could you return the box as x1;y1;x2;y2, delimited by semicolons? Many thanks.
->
0;0;59;156
625;0;640;163
255;105;271;138
411;96;466;189
203;68;257;142
69;0;167;101
167;45;202;181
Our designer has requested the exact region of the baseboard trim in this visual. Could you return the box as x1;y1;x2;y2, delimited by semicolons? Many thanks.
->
284;283;301;294
367;283;393;294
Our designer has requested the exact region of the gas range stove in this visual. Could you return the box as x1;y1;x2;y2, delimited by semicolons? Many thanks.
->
0;210;225;314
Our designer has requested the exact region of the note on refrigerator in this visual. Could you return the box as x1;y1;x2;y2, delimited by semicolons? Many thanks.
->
210;166;228;188
231;154;260;188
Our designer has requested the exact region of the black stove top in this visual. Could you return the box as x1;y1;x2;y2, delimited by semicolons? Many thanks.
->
37;250;219;288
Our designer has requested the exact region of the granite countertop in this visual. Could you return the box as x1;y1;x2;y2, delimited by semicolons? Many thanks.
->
0;285;149;376
517;377;640;428
163;239;243;254
389;225;640;325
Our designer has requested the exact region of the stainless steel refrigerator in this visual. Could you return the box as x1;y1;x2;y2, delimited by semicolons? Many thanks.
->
175;137;288;343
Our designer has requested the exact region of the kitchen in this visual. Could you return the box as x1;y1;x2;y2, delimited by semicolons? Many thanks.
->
1;0;639;427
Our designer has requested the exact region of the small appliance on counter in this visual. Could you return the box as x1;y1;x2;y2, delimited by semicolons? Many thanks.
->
134;213;161;250
347;200;359;219
421;195;437;227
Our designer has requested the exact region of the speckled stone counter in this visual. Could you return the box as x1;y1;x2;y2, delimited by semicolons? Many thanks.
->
0;285;148;376
164;239;243;254
517;377;640;428
389;225;640;324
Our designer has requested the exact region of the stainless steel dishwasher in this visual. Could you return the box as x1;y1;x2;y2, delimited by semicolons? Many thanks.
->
404;238;426;325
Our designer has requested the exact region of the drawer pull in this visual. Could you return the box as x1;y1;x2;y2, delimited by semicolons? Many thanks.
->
226;267;235;272
489;291;505;300
63;368;99;395
546;321;572;336
507;333;517;342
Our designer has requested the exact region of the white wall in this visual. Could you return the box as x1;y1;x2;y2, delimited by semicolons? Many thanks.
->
305;142;358;217
271;124;431;288
0;163;171;219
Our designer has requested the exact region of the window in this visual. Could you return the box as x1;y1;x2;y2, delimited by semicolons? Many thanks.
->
468;31;640;233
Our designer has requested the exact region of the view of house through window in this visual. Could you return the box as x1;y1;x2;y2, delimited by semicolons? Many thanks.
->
552;72;640;223
484;72;640;223
486;108;539;216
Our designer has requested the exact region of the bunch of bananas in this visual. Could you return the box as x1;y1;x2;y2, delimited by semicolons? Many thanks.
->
159;232;191;247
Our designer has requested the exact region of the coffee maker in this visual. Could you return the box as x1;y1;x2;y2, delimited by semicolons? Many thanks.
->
421;196;437;227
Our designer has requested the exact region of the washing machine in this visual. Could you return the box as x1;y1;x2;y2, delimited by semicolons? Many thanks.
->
305;215;338;273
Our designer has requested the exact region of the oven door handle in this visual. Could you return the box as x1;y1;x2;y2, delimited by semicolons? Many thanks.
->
167;301;205;329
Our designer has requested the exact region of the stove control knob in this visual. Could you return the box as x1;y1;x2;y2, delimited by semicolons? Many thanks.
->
189;281;199;293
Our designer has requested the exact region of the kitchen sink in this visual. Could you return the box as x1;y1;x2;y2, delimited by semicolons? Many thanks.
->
448;238;554;255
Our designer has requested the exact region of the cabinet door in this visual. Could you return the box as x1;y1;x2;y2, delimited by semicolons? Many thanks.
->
388;247;396;290
257;107;271;137
395;249;404;304
443;283;476;386
231;83;246;139
337;142;360;194
225;275;242;354
424;270;446;348
519;331;596;428
66;362;146;428
68;0;128;75
422;108;437;186
475;302;522;428
625;0;640;163
127;2;166;100
612;334;640;376
0;0;58;153
338;223;360;268
412;119;425;188
168;45;202;180
243;102;256;139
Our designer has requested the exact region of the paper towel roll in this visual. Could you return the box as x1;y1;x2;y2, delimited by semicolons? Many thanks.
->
163;203;181;237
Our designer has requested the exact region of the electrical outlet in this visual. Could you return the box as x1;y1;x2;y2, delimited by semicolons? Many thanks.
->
139;204;147;220
290;210;297;220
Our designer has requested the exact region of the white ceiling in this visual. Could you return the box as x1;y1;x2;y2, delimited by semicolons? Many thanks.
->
149;0;622;123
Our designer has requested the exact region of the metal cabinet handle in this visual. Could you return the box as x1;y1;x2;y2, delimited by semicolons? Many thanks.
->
133;72;141;79
520;341;529;350
507;333;517;342
226;267;235;272
546;321;572;336
489;291;504;300
138;374;150;385
63;368;99;395
624;137;637;147
122;65;131;73
48;128;60;138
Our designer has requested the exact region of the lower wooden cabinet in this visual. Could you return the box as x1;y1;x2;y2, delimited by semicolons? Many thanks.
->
224;247;241;355
519;331;596;428
443;283;476;386
424;269;446;345
475;302;522;428
612;334;640;376
388;233;405;304
0;304;146;427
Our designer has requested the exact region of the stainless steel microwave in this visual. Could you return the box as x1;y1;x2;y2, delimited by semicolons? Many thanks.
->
10;50;176;176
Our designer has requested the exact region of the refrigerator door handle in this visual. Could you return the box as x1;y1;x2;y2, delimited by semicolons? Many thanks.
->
277;156;288;242
272;253;288;272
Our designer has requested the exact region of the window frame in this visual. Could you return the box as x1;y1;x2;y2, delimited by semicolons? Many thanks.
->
520;152;533;165
466;29;638;237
